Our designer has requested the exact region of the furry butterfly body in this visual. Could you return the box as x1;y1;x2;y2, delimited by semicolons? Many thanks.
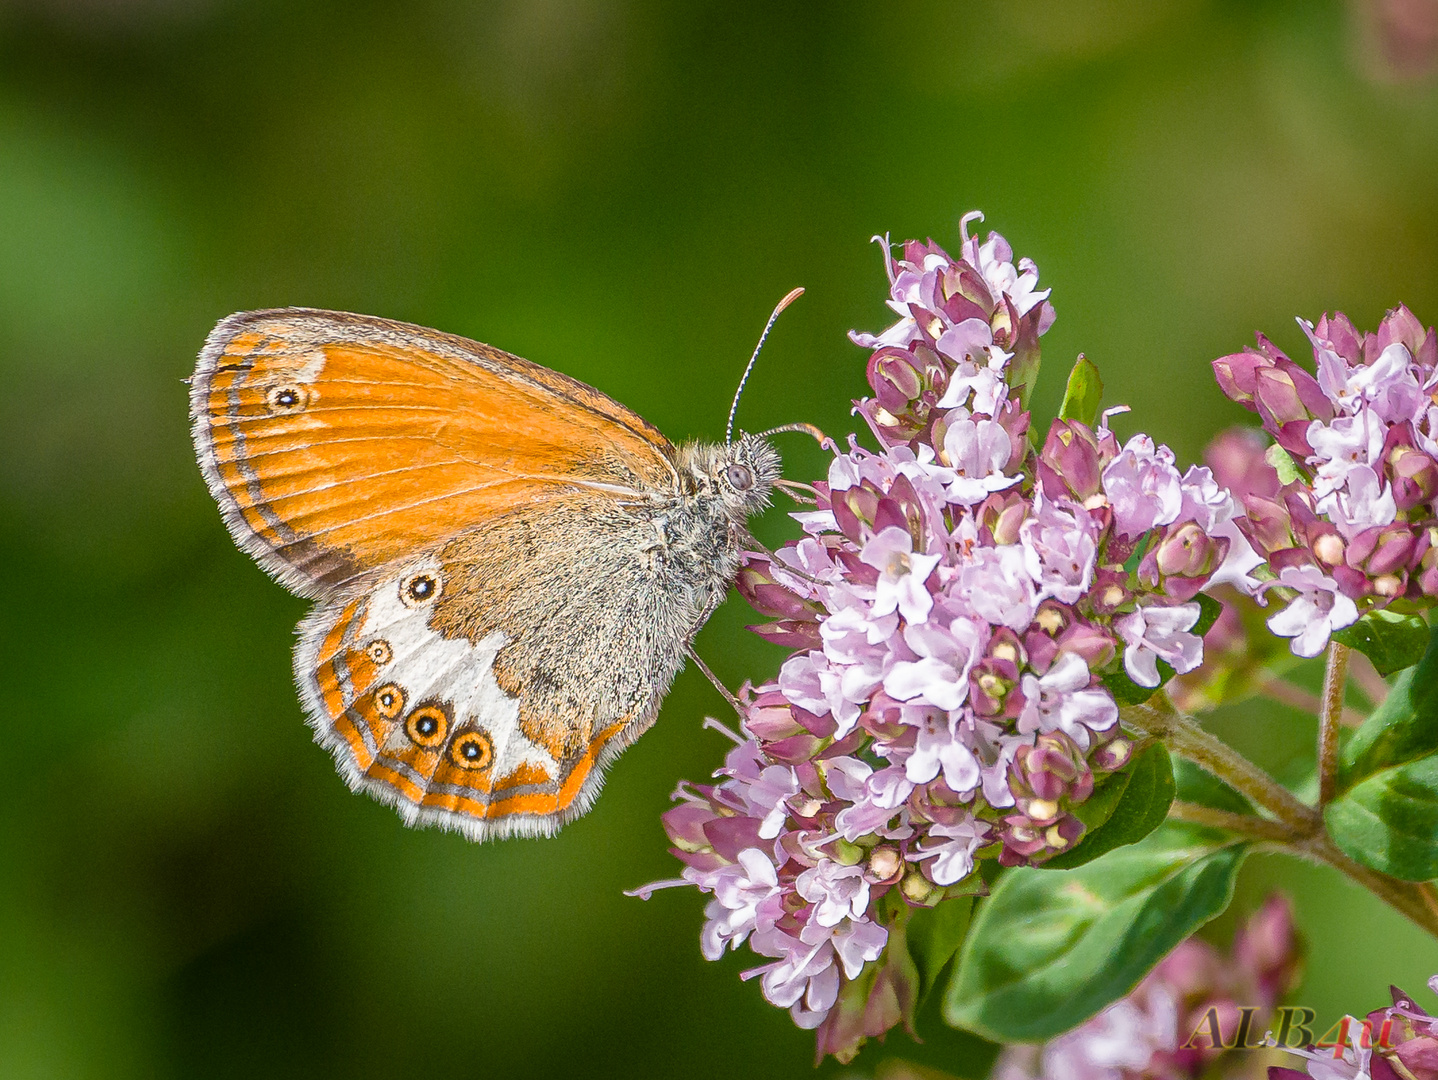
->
190;308;780;839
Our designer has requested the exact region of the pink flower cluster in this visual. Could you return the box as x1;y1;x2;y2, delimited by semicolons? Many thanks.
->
637;216;1249;1048
993;896;1299;1080
1272;977;1438;1080
1214;308;1438;656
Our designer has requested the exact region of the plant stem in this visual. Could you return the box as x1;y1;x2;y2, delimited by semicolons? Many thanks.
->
1292;831;1438;937
1124;693;1319;834
1138;690;1438;939
1318;643;1351;807
1167;800;1296;841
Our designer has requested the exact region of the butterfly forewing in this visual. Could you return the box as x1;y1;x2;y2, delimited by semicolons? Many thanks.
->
190;308;678;598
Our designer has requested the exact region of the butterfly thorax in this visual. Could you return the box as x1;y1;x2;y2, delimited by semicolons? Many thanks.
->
638;434;781;613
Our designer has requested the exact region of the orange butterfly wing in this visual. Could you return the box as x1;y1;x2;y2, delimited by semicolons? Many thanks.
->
190;308;679;598
190;309;690;839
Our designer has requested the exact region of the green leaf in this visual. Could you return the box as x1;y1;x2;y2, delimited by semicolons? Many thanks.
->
944;825;1248;1042
1059;355;1104;428
1068;765;1133;832
1122;531;1155;574
907;896;974;1001
1332;611;1431;678
1264;443;1300;485
1192;593;1224;639
1044;744;1175;869
1326;754;1438;881
1339;622;1438;789
1102;668;1156;706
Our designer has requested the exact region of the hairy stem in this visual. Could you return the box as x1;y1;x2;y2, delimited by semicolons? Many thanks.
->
1141;690;1438;939
1124;693;1319;834
1167;800;1296;841
1318;643;1351;807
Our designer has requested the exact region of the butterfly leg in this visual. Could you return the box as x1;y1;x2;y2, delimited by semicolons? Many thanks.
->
683;643;745;720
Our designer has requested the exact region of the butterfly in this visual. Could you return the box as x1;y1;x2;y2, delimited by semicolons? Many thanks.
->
189;297;812;840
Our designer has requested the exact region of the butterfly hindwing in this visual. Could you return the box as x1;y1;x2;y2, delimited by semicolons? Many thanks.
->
296;513;688;838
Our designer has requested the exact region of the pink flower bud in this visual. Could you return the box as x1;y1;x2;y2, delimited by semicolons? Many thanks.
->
1254;367;1310;428
1212;350;1265;404
737;559;820;622
1393;1037;1438;1080
1419;542;1438;596
1032;600;1074;636
663;802;718;853
1348;524;1418;578
866;844;904;883
1375;304;1432;362
1389;442;1438;510
866;346;923;411
1155;521;1221;577
745;690;805;738
1319;310;1364;361
1312;530;1346;567
748;619;824;650
1090;735;1132;772
943;261;996;313
1055;620;1118;670
873;474;929;548
1086;567;1133;615
1010;732;1093;809
978;490;1029;545
831;482;882;543
1140;523;1229;603
1238;494;1296;557
1039;420;1110;501
764;733;825;763
703;815;766;860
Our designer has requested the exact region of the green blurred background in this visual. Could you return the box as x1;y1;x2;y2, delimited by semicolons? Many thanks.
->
3;1;1438;1076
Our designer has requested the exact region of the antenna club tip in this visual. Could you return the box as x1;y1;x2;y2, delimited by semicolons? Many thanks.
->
777;286;805;312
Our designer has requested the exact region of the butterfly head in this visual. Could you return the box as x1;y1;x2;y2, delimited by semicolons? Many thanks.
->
679;434;782;523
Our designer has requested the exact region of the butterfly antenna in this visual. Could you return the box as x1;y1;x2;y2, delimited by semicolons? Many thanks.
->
726;286;805;446
755;421;828;445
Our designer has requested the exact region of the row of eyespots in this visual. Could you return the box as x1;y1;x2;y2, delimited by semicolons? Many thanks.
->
371;681;493;769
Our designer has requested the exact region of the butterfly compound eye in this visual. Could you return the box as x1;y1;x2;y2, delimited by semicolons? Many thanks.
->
725;464;754;491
